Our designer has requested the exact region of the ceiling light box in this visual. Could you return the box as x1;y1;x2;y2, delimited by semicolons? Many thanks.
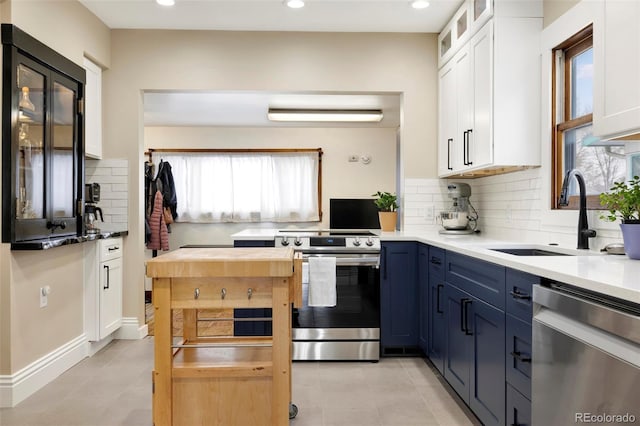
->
267;108;383;122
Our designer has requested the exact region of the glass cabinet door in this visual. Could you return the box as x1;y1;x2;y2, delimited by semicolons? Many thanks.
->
51;78;78;221
2;24;85;244
473;0;492;27
16;63;45;222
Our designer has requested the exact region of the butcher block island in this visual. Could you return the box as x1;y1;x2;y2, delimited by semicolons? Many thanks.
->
145;247;302;426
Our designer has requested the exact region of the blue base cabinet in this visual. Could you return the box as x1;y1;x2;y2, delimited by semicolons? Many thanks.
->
444;253;506;426
507;383;532;426
418;244;430;354
505;269;539;423
427;246;446;373
380;241;419;355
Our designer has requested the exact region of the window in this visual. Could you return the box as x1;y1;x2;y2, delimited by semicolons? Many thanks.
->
552;25;626;209
153;149;321;223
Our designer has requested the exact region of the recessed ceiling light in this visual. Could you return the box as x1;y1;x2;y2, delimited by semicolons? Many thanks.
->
411;0;430;9
156;0;175;6
285;0;305;9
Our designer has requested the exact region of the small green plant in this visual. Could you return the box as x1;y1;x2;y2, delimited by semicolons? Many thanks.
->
599;176;640;223
372;191;398;212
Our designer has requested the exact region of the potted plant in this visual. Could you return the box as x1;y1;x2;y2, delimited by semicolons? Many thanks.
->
372;191;398;232
599;176;640;259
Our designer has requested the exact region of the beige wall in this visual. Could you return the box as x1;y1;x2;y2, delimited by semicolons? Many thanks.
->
543;0;580;27
107;30;438;329
0;1;110;375
9;0;110;68
144;126;397;247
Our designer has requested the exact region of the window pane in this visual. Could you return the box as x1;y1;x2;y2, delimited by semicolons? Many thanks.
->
570;48;593;119
157;152;320;223
563;124;626;195
51;82;75;218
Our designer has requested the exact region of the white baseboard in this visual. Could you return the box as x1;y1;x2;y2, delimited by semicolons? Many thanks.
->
0;334;88;408
114;317;148;340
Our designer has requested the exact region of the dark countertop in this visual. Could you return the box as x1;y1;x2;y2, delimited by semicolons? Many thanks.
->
11;230;129;250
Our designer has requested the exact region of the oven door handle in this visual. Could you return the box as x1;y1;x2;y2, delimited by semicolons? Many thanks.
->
301;254;380;267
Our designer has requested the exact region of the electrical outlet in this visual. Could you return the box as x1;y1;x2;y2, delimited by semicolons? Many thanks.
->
348;155;359;162
39;286;50;308
424;205;435;222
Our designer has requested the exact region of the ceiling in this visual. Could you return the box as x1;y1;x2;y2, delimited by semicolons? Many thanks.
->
81;0;457;127
80;0;460;33
144;91;402;127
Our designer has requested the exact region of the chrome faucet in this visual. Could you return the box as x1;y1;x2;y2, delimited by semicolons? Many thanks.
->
558;169;596;249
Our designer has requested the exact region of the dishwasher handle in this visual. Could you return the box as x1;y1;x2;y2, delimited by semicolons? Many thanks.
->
533;284;640;345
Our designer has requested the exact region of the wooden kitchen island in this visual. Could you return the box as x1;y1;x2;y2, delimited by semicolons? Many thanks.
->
145;247;302;426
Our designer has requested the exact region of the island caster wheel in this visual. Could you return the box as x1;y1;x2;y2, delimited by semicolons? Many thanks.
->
289;403;298;419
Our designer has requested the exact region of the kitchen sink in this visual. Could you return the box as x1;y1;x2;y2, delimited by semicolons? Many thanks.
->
489;248;574;256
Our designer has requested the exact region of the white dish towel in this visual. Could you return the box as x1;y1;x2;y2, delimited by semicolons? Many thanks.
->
308;257;337;307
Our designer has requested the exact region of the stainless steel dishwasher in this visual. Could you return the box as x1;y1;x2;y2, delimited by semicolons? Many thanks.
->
532;284;640;426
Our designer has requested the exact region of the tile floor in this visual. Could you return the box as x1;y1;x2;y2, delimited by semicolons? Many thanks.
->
0;338;479;426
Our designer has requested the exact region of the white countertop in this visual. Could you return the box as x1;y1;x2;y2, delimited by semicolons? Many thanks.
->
231;228;640;304
382;230;640;305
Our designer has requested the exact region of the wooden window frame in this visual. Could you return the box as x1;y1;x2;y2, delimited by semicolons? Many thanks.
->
551;25;600;210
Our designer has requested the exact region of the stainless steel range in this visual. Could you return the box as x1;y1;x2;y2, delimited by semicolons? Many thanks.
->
276;229;381;361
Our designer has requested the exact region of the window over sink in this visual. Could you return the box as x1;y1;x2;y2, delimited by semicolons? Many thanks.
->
552;24;626;210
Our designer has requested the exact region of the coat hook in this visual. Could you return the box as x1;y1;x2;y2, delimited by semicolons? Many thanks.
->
247;288;253;300
221;288;227;300
194;288;200;299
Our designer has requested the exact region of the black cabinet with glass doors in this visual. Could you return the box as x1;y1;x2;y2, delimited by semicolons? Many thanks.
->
2;24;85;244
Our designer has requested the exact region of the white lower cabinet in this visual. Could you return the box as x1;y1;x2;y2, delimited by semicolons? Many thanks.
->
593;0;640;139
85;237;123;341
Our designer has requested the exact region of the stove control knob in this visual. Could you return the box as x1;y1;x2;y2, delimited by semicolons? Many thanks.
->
294;237;303;246
366;237;374;247
281;237;290;246
353;237;361;247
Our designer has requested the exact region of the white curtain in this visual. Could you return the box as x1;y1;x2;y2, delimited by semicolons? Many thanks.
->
158;152;319;223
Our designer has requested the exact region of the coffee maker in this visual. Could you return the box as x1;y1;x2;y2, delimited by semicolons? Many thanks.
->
438;182;479;234
84;183;103;234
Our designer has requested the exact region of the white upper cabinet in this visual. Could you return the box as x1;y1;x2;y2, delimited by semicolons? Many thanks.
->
438;1;472;68
593;0;640;140
437;0;542;177
83;57;102;159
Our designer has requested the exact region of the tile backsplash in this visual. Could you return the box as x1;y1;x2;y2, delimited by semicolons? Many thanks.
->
404;168;623;250
85;158;129;228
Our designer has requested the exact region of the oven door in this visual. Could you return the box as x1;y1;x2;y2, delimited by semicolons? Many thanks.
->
292;252;380;361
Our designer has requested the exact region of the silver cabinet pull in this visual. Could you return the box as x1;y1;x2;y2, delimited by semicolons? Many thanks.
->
194;288;200;299
221;288;226;299
247;288;253;300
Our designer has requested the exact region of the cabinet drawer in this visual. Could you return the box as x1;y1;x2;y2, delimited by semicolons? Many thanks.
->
505;269;540;323
100;237;123;262
446;252;505;309
170;277;274;310
506;383;531;426
506;314;532;399
428;246;445;281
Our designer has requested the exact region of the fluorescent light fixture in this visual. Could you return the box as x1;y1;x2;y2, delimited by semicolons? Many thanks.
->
156;0;175;5
268;108;383;122
411;0;430;9
285;0;305;8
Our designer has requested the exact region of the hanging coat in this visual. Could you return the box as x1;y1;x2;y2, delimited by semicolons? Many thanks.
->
147;190;169;251
156;160;178;220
